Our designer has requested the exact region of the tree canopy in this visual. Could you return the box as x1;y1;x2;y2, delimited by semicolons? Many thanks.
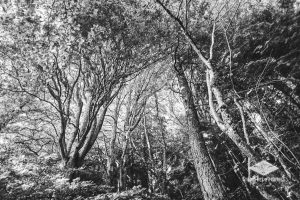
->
1;0;300;200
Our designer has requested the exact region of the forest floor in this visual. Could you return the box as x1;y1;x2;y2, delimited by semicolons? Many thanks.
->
0;153;173;200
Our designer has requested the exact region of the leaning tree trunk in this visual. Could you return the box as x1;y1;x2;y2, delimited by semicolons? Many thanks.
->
176;66;227;200
156;1;286;199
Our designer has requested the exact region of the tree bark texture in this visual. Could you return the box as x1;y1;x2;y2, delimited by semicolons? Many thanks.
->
176;67;227;200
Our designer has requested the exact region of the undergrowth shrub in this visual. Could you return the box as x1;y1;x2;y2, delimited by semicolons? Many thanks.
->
0;153;113;200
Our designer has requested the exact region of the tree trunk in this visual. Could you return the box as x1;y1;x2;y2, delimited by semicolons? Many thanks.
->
176;67;227;200
65;105;109;168
154;93;167;193
141;115;152;190
156;0;258;161
206;67;259;161
107;96;121;185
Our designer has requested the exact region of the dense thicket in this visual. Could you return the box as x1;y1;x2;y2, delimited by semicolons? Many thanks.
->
1;0;299;200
